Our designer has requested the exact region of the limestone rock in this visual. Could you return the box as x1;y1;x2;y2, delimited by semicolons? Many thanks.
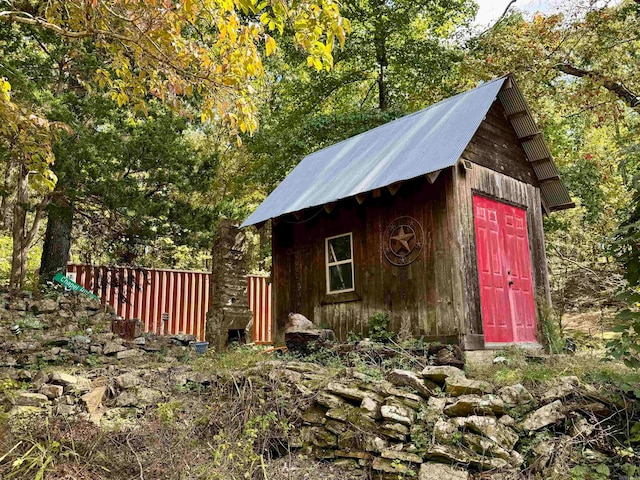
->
115;387;162;408
361;397;381;418
116;372;141;390
385;388;423;410
421;366;464;384
381;449;423;464
40;384;64;399
419;463;469;480
380;422;409;441
381;404;414;426
519;400;565;432
498;415;516;427
569;416;594;437
171;334;196;345
15;392;50;408
540;376;579;403
462;432;513;463
444;394;505;417
316;392;349;410
325;419;348;435
326;382;379;402
285;313;314;332
459;415;518;450
498;384;533;405
103;341;126;355
302;406;327;425
433;419;459;445
37;298;59;314
426;444;508;471
50;371;81;386
116;349;144;360
372;457;416;475
81;386;107;415
387;369;436;398
445;376;493;397
310;427;337;448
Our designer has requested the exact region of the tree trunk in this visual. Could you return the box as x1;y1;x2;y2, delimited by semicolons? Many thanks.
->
9;163;29;290
40;193;73;284
9;160;50;290
375;25;388;111
0;158;13;230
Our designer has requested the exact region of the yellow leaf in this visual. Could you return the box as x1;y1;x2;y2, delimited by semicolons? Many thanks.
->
265;35;276;56
236;135;242;147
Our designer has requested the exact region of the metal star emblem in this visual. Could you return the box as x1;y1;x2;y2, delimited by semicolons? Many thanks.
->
390;226;414;254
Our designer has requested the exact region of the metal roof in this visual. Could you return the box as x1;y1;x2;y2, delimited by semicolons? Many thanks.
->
242;75;573;227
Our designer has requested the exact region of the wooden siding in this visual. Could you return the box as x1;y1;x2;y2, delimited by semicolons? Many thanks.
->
272;170;464;343
452;162;550;348
463;101;539;187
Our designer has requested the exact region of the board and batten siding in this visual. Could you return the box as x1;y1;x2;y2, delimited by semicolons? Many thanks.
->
272;170;465;344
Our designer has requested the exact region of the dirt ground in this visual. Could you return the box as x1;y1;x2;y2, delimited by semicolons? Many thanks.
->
561;308;618;340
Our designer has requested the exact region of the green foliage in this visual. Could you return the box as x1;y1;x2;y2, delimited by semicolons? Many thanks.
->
570;463;611;480
367;312;395;343
539;305;565;354
0;235;42;290
5;438;79;480
157;401;182;425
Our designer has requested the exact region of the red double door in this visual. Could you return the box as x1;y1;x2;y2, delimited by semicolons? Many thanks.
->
473;195;538;344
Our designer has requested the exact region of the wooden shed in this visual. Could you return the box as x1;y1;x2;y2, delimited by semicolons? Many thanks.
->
242;75;574;349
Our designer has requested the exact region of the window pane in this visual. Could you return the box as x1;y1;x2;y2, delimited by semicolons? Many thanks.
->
328;235;351;262
329;264;353;292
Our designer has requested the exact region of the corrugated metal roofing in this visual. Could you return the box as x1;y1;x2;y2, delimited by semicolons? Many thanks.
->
242;75;573;227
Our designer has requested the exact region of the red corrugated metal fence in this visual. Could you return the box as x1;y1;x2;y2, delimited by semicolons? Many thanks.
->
66;265;273;345
67;264;210;341
247;275;272;344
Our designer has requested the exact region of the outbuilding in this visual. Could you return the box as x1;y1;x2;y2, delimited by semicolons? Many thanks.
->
242;75;574;349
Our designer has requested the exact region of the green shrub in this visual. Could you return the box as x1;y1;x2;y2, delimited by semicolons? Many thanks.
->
367;311;395;343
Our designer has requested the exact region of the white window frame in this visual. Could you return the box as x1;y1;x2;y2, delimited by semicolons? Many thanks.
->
325;232;355;294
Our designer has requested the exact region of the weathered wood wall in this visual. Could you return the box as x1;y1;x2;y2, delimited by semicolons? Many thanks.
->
271;100;551;347
272;170;463;344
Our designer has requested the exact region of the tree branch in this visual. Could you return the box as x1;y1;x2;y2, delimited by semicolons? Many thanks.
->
23;195;51;248
556;63;640;112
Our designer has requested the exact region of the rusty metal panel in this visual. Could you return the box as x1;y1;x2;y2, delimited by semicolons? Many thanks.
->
247;275;273;344
67;264;212;341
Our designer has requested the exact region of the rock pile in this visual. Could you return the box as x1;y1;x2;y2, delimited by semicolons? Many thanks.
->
7;363;219;428
290;364;610;480
0;291;199;367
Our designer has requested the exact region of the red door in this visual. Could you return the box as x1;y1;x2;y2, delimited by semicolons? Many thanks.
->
473;195;537;343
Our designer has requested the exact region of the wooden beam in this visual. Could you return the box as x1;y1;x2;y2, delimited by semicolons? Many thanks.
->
372;188;382;198
324;202;337;214
388;182;402;196
355;192;368;205
426;170;442;183
292;211;304;221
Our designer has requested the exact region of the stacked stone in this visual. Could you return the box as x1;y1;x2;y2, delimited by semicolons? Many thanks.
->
296;365;599;480
0;291;198;367
7;364;219;428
